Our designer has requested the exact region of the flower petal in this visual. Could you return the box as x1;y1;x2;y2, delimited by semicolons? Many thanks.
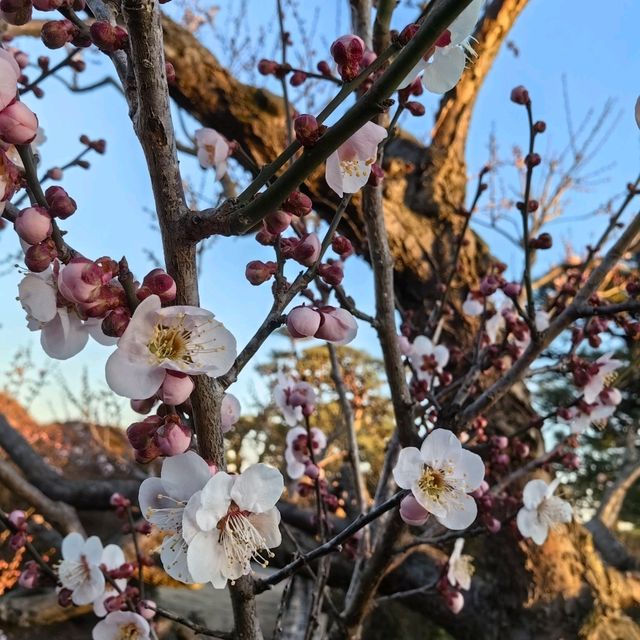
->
449;449;485;493
160;451;212;502
420;429;461;469
393;446;423;489
436;492;477;530
516;507;548;544
62;532;84;561
231;464;284;513
41;309;89;360
197;472;235;529
160;532;193;584
522;479;548;510
448;0;483;44
105;347;165;399
423;46;466;94
187;530;228;588
249;508;282;549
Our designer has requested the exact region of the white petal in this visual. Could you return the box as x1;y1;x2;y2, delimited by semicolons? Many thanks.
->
160;533;193;584
105;347;165;399
41;309;89;360
249;508;282;549
187;531;227;587
436;492;477;530
423;46;466;94
433;344;450;369
522;479;548;510
449;449;485;493
160;451;212;501
82;536;104;565
62;532;84;561
516;507;548;544
448;0;483;44
18;272;57;323
118;294;160;348
392;447;423;489
197;472;235;529
398;58;426;90
71;568;105;605
420;429;461;469
86;318;119;346
325;151;344;197
101;544;125;570
231;464;284;513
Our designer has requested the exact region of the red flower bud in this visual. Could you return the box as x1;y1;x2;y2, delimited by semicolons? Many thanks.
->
41;19;78;50
282;190;313;217
245;260;276;285
292;233;321;267
24;238;56;272
45;185;77;219
264;210;292;235
510;85;530;105
14;206;52;245
294;114;323;147
90;21;129;53
0;0;32;26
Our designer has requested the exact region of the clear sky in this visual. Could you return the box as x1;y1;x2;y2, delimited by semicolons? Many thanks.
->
1;0;638;423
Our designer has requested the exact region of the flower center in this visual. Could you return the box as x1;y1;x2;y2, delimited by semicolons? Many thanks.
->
117;623;142;640
537;496;568;529
339;157;373;178
58;555;92;589
148;323;192;364
217;509;273;572
417;466;450;500
420;354;439;373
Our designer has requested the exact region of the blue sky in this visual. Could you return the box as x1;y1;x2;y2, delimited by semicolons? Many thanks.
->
1;0;638;423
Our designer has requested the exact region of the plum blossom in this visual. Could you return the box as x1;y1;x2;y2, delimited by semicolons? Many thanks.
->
516;478;572;545
325;121;387;197
407;336;450;386
138;451;212;583
562;388;622;434
221;392;241;432
195;127;230;178
92;612;150;640
447;538;474;590
57;532;105;605
581;354;622;403
400;0;483;94
185;464;283;587
273;372;317;426
462;291;484;316
399;494;429;526
106;294;237;399
393;429;484;530
285;426;327;479
93;544;126;617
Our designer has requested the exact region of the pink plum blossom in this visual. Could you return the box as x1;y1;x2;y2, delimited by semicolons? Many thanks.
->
0;101;39;144
325;121;387;197
195;127;230;178
221;392;241;432
106;294;237;399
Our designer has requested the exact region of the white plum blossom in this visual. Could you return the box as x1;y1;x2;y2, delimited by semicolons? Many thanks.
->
400;0;483;94
138;451;212;583
195;127;230;178
407;336;450;387
562;388;622;434
186;463;283;588
447;538;474;591
462;292;484;316
93;544;126;617
221;392;241;433
516;478;572;545
92;611;150;640
285;426;327;479
106;294;237;399
57;532;105;606
325;121;387;197
273;372;316;427
581;354;622;403
393;429;484;530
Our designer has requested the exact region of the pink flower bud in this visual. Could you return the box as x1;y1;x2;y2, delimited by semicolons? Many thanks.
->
104;595;125;613
255;225;277;245
102;307;131;337
292;233;321;267
154;418;191;456
479;275;499;296
8;509;26;529
109;492;130;508
90;21;128;53
397;334;412;356
221;393;241;433
10;531;26;549
139;268;176;303
482;514;501;533
257;59;278;75
317;60;332;76
287;305;322;339
41;19;78;50
18;564;39;589
0;0;32;26
294;114;323;146
264;210;292;235
157;371;194;405
304;462;320;479
245;260;276;285
502;281;521;297
318;261;344;286
405;101;425;116
45;185;77;219
0;101;38;144
398;23;419;45
14;206;52;245
330;34;365;67
137;600;156;621
24;239;56;272
399;495;429;526
331;235;353;258
445;590;465;614
282;191;313;217
492;435;509;450
130;396;156;415
315;306;357;344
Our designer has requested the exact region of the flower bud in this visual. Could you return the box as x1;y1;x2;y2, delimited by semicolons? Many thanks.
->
304;462;320;480
221;393;241;433
44;185;77;219
529;232;552;250
8;509;26;529
24;238;56;272
0;0;32;26
510;85;530;105
245;259;276;285
58;588;73;608
286;305;322;338
445;590;465;614
290;70;307;86
331;235;353;258
479;275;499;296
405;100;425;116
14;206;52;245
398;23;419;45
0;101;38;144
157;371;194;405
367;162;384;186
130;396;156;415
318;261;344;286
255;226;277;245
292;233;321;267
90;21;129;53
41;19;77;50
315;306;357;344
316;60;332;76
330;34;365;67
264;210;292;235
282;190;313;217
524;152;541;168
533;120;546;133
139;268;176;303
294;114;323;147
137;600;156;621
127;415;162;451
257;59;278;75
399;495;429;526
502;281;521;297
102;307;130;337
19;564;39;589
154;418;191;456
